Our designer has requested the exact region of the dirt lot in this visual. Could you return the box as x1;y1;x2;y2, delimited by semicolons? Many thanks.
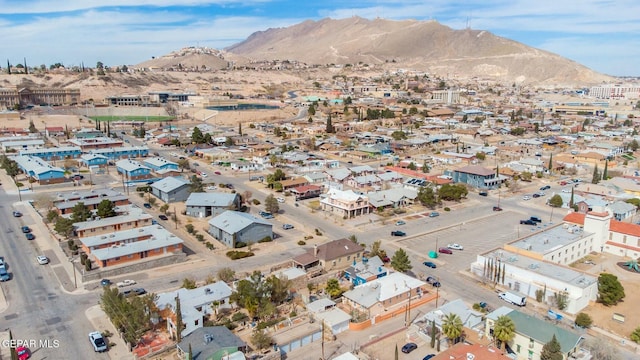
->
574;253;640;340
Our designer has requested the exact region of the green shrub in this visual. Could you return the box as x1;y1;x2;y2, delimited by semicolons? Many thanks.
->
444;207;451;211
232;312;248;322
195;234;204;242
258;236;272;243
235;241;247;248
185;224;195;234
297;240;306;245
205;242;215;250
256;317;285;330
575;312;593;328
225;250;255;260
252;199;261;205
315;228;322;236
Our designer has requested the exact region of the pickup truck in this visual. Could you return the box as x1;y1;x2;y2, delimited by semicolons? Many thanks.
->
116;279;136;288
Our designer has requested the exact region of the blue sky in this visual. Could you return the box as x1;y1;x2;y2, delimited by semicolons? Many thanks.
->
1;0;638;77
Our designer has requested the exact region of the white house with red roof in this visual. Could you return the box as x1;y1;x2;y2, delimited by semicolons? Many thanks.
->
564;211;640;258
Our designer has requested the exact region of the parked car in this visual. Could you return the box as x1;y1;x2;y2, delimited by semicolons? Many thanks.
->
423;355;436;360
522;195;531;200
540;185;551;190
25;233;35;240
143;203;152;209
101;279;112;287
447;243;464;250
214;171;221;175
395;220;406;226
0;268;9;282
426;276;441;287
276;197;285;203
260;212;274;219
12;211;22;217
391;230;406;237
116;279;136;287
36;255;49;265
532;193;541;198
530;216;542;223
438;247;453;254
401;342;418;354
21;226;31;233
429;211;440;217
562;188;571;193
201;173;208;178
493;206;503;211
134;288;147;296
479;191;488;196
520;219;536;225
282;224;294;230
158;215;168;220
88;331;108;352
16;346;30;360
559;181;568;185
423;261;437;268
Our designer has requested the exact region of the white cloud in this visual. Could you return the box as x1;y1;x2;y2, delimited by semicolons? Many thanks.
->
0;0;267;14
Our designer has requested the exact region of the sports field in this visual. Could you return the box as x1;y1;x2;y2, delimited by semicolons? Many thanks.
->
89;115;174;122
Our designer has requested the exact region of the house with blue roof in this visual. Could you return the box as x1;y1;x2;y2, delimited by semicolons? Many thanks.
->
208;210;273;247
343;256;388;286
12;155;66;184
89;145;149;160
150;177;191;203
115;159;151;180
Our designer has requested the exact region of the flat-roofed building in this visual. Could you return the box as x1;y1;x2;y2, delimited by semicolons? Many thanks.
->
19;146;82;160
74;207;153;238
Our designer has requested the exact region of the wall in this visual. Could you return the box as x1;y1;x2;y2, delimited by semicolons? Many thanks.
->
82;252;186;283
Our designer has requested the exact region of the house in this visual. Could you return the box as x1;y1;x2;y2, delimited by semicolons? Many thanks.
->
609;200;636;221
279;177;310;191
68;136;124;151
156;282;233;338
2;139;45;151
414;298;484;335
367;187;417;209
485;309;584;360
431;343;512;360
143;157;179;172
74;207;153;238
343;256;388;285
12;155;66;184
320;188;370;218
79;153;108;168
83;225;184;268
54;194;130;215
150;176;192;203
292;238;365;272
185;192;241;218
290;184;323;200
176;327;246;360
452;165;505;189
341;272;427;317
116;159;151;181
208;211;273;248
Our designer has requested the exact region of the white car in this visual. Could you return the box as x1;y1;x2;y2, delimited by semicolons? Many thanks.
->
36;255;50;265
447;243;464;250
116;279;136;287
522;195;531;200
561;188;571;193
201;173;208;178
89;331;108;352
276;197;285;203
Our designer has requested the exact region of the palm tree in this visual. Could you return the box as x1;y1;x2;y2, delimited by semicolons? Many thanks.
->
442;313;463;345
493;315;516;351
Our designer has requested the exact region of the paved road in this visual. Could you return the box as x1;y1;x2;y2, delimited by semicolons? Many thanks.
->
0;191;104;359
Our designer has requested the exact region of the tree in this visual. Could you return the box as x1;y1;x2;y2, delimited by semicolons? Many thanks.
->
540;334;563;360
28;121;38;133
70;202;91;222
325;278;343;298
390;248;412;273
217;267;235;283
191;127;204;144
369;240;383;258
326;113;334;133
591;164;600;184
548;194;563;208
182;278;197;289
264;194;280;214
96;199;116;218
175;295;183;341
597;273;625;306
629;139;639;151
348;234;358;243
631;327;640;343
188;343;193;360
159;204;169;214
442;313;463;344
421;161;430;173
177;158;190;170
493;315;515;350
54;217;74;238
585;337;618;360
189;175;204;193
417;186;438;208
575;312;593;328
251;329;273;350
438;184;468;202
241;190;253;205
391;130;407;140
548;153;553;174
602;160;609;180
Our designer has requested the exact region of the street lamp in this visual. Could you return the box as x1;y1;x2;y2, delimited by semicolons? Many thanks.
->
69;257;77;289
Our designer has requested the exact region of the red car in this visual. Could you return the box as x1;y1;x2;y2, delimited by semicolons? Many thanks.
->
214;171;221;175
17;346;30;360
438;247;453;254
